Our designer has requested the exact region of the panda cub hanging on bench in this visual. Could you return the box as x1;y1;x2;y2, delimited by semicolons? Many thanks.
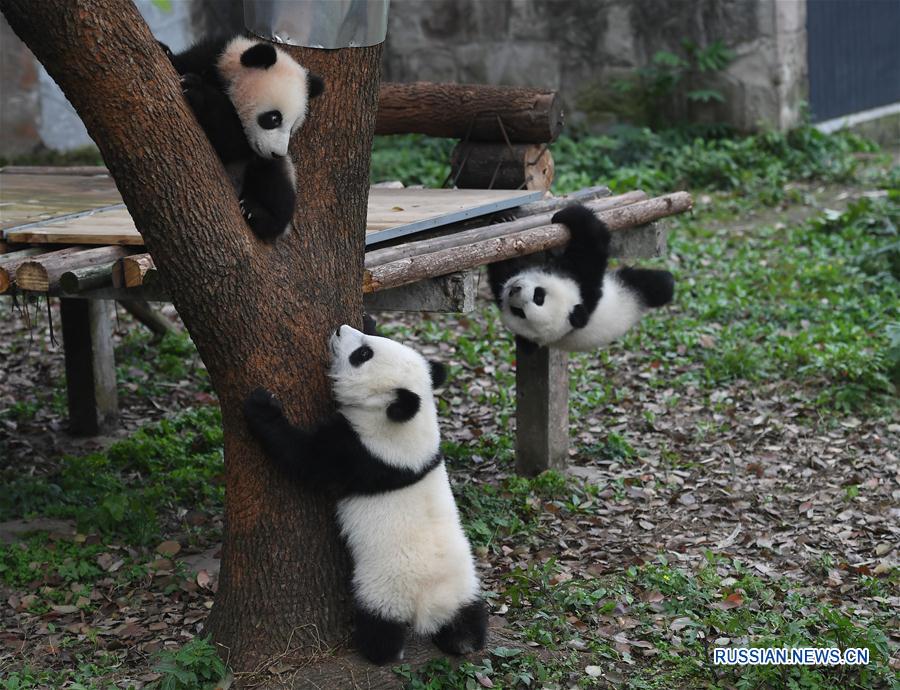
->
161;36;324;240
243;325;487;665
488;204;675;352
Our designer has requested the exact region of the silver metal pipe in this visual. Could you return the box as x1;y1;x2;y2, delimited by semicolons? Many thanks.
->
244;0;390;49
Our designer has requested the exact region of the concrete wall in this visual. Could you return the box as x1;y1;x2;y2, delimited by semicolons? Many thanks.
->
0;0;193;157
383;0;807;132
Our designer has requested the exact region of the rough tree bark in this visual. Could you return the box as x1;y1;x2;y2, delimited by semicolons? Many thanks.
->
0;0;382;671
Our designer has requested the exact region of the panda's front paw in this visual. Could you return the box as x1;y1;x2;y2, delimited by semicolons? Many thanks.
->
244;388;284;428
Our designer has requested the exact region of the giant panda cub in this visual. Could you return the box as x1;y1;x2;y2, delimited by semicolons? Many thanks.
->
160;36;324;240
243;325;487;665
488;204;675;352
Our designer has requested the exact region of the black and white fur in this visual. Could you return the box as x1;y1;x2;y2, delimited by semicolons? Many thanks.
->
488;204;674;352
161;36;324;240
243;325;487;665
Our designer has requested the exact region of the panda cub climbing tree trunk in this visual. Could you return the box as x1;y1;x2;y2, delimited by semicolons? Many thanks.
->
244;326;488;665
161;35;325;240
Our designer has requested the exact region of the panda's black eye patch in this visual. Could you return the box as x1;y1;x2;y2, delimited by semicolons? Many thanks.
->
349;345;374;367
257;111;283;130
533;287;546;305
510;306;526;319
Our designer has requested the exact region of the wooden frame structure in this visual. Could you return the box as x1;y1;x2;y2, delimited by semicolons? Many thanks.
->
1;81;692;473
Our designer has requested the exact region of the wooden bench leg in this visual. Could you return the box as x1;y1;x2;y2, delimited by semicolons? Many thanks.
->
60;298;118;435
515;341;569;475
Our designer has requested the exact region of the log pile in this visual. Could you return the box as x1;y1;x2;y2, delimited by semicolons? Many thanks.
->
376;81;562;192
0;189;690;296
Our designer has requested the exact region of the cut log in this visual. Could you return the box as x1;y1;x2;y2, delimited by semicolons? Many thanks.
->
0;247;46;292
120;253;156;288
363;192;692;292
59;261;116;293
364;191;649;268
376;82;564;143
16;245;134;292
450;142;554;191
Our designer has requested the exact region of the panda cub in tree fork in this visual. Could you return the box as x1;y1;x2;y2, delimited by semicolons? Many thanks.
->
243;326;487;665
161;36;324;240
488;204;675;352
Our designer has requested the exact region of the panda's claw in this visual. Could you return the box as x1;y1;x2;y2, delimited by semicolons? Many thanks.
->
244;387;284;426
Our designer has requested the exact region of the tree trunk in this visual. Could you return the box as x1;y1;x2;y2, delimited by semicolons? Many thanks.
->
1;0;381;670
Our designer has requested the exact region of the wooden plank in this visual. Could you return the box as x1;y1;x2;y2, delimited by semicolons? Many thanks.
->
515;343;569;476
3;183;541;248
60;298;118;435
5;206;142;245
0;170;120;230
1;165;109;176
365;188;542;246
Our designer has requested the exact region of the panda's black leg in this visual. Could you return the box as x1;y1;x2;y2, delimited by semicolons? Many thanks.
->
431;599;488;656
240;158;296;240
617;267;675;309
353;605;407;665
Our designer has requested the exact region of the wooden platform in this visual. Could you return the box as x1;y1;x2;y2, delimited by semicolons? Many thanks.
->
0;168;540;247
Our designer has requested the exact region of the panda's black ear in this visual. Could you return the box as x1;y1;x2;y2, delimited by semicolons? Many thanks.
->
387;388;420;422
308;73;325;99
568;304;588;328
362;313;378;335
241;43;277;69
429;361;447;389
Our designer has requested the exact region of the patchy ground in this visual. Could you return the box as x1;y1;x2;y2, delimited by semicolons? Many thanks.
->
1;166;898;689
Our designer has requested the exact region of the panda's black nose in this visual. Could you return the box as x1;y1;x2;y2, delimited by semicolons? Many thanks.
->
335;325;342;337
271;152;284;160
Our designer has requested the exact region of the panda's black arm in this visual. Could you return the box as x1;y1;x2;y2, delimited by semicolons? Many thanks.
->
243;389;363;487
243;389;314;479
552;205;611;314
240;158;296;240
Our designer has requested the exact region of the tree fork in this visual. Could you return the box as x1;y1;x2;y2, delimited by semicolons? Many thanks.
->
1;0;382;669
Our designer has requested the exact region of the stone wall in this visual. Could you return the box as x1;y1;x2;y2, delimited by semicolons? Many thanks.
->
382;0;807;132
0;0;807;156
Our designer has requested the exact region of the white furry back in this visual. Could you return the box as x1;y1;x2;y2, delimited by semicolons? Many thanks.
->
336;465;480;634
554;271;646;351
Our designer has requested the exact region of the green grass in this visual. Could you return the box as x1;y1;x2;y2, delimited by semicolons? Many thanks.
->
617;192;900;414
2;653;130;690
371;125;884;203
487;552;898;689
0;406;224;546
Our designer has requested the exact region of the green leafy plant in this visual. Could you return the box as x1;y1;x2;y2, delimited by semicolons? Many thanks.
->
586;39;734;129
150;637;226;690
